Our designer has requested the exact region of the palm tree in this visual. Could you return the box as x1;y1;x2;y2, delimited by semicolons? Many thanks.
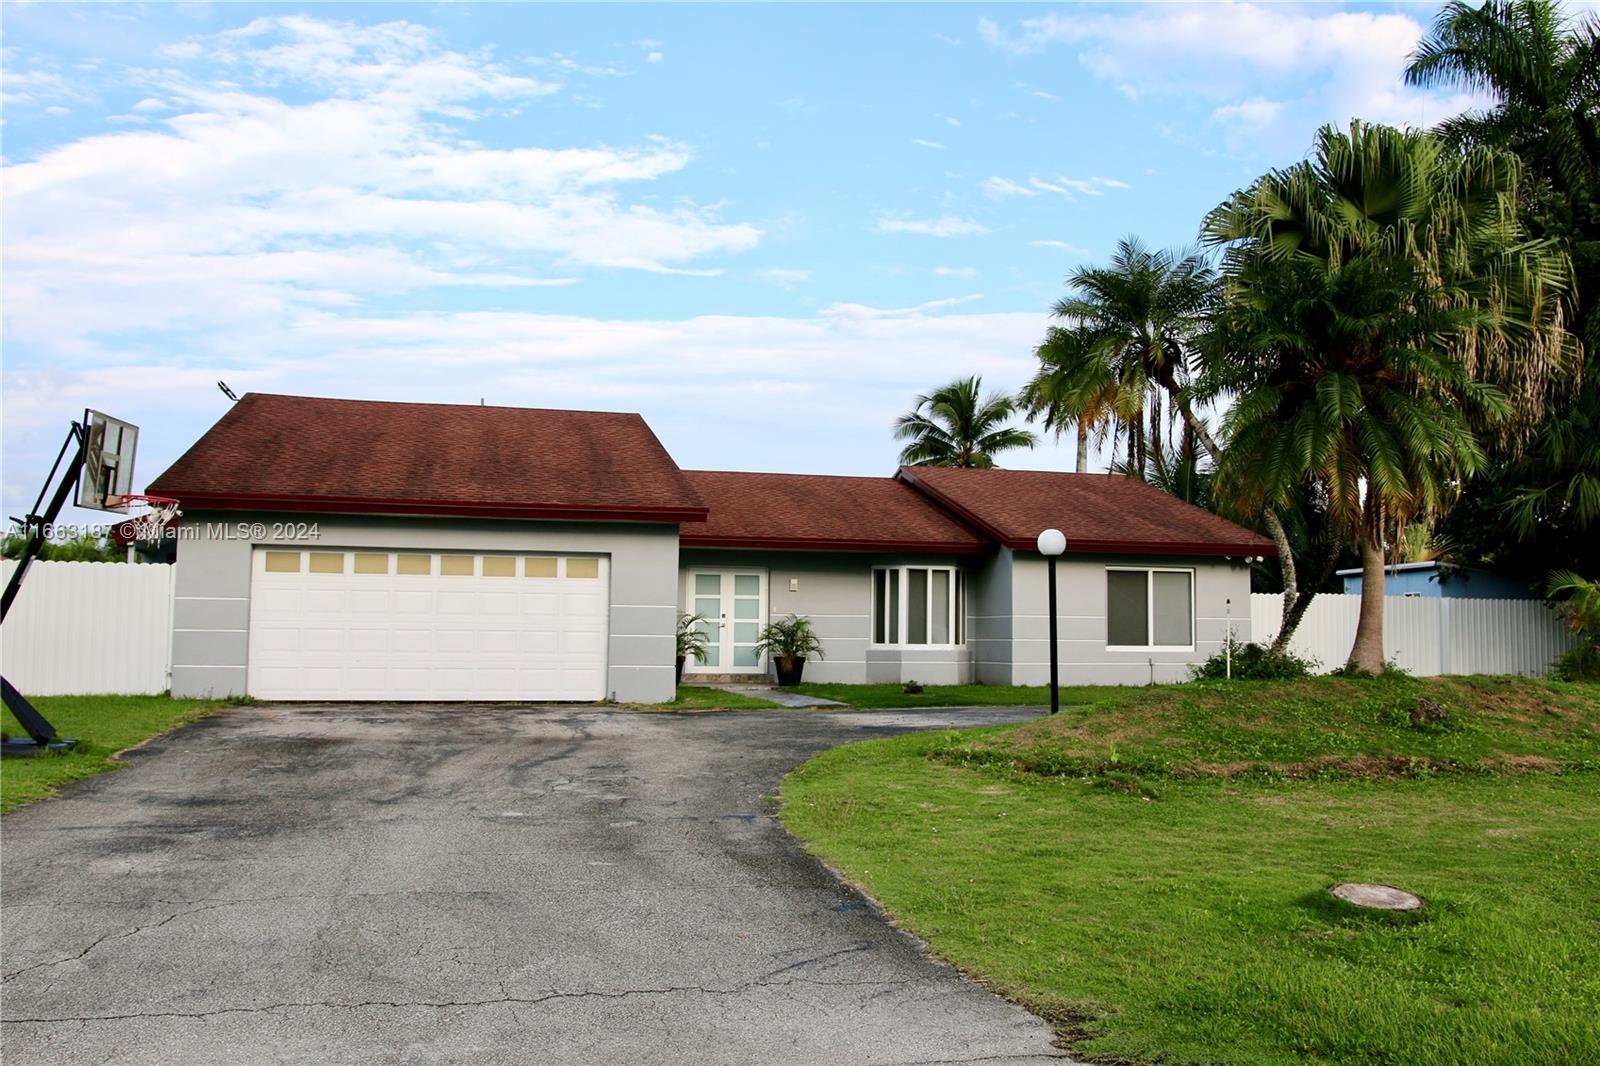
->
1045;238;1217;477
1203;120;1575;671
1406;0;1600;535
895;376;1037;468
1018;326;1126;472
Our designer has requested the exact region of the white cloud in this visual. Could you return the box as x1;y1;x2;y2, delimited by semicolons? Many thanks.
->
1031;89;1061;102
979;3;1488;151
647;52;664;64
756;267;812;288
985;174;1129;201
1031;239;1090;254
982;176;1037;199
933;266;978;278
2;15;761;356
821;294;984;318
875;215;989;237
130;97;170;112
912;138;946;150
1212;98;1284;125
945;115;961;127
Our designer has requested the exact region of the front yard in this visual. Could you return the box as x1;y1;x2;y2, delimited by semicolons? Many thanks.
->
1;695;223;813
780;675;1600;1066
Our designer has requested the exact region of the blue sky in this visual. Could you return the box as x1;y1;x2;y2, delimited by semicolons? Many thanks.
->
2;2;1491;523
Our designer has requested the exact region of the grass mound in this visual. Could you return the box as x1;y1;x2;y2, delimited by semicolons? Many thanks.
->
935;675;1600;782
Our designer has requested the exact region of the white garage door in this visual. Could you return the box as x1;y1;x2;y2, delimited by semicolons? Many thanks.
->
247;549;609;701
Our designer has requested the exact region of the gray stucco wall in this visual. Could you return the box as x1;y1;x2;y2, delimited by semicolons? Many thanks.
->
171;511;680;703
677;549;976;684
1007;551;1253;685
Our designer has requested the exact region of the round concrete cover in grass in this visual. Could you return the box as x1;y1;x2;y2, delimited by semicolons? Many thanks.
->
1330;882;1425;911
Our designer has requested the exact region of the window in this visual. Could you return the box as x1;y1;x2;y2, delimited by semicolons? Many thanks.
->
440;555;474;576
1106;568;1193;649
264;551;300;573
872;566;964;647
525;557;558;578
353;553;388;575
482;556;515;577
308;552;344;574
566;558;599;579
396;554;431;576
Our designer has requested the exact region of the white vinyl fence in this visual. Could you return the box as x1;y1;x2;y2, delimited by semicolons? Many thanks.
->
0;560;175;695
1251;593;1580;677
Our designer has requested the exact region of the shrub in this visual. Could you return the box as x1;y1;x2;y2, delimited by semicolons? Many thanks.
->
1552;644;1600;682
1191;639;1315;681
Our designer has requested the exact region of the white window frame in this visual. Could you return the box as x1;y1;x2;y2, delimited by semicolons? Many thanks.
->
871;565;965;649
1105;566;1196;652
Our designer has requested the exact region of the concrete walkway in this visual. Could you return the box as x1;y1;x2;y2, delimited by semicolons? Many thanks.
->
1;704;1069;1065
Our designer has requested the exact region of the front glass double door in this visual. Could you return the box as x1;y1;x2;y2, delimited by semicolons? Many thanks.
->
688;571;766;672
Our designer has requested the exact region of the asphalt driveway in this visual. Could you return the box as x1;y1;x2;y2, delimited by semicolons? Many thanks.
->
1;703;1067;1065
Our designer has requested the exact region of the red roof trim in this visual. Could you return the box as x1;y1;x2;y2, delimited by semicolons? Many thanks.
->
171;491;708;524
680;533;986;555
893;468;1013;542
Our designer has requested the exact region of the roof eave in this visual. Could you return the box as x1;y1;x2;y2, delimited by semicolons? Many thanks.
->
680;534;986;555
1003;536;1277;557
162;491;709;524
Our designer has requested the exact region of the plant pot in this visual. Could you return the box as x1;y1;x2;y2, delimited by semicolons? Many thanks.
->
675;656;686;685
774;656;806;686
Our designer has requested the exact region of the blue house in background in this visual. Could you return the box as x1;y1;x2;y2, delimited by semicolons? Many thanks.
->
1337;561;1537;600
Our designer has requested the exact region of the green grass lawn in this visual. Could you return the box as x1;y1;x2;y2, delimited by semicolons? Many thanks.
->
780;676;1600;1066
787;682;1144;709
2;695;226;813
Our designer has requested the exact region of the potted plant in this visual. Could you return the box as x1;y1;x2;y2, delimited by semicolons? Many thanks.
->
676;612;710;684
753;614;825;686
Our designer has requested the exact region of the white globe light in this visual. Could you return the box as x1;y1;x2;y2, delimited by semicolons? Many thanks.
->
1036;528;1067;557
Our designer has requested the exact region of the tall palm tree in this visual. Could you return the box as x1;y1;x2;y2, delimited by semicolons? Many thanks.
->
895;376;1037;469
1046;238;1217;477
1406;0;1600;536
1018;325;1127;472
1203;120;1575;671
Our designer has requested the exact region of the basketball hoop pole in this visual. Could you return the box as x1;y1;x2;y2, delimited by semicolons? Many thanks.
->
2;422;86;622
2;421;88;753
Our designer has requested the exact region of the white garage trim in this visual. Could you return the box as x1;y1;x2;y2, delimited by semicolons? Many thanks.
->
247;549;610;701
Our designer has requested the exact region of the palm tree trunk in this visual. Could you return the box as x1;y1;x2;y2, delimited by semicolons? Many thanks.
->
1125;423;1136;473
1347;503;1386;672
1075;422;1089;473
1167;385;1304;651
1149;391;1163;468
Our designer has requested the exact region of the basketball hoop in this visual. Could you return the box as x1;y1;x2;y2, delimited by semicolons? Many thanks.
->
112;494;181;545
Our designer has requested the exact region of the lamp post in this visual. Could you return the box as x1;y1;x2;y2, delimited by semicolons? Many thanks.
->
1037;528;1066;714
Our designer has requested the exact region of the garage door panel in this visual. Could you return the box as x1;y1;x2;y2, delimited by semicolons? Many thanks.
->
348;629;387;653
393;590;432;614
392;629;432;653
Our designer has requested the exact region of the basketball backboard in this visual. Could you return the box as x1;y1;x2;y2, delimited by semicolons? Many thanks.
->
77;410;139;513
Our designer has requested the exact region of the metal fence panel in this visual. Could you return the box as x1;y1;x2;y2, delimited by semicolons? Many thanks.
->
1251;592;1580;676
0;560;175;695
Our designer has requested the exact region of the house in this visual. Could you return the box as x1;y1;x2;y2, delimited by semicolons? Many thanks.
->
1337;561;1536;600
149;393;1274;702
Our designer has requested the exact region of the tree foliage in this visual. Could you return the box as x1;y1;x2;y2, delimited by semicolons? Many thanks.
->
895;375;1037;468
1202;120;1574;670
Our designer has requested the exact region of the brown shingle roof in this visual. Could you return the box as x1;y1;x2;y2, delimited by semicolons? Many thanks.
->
148;393;707;522
681;470;986;553
897;466;1276;556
